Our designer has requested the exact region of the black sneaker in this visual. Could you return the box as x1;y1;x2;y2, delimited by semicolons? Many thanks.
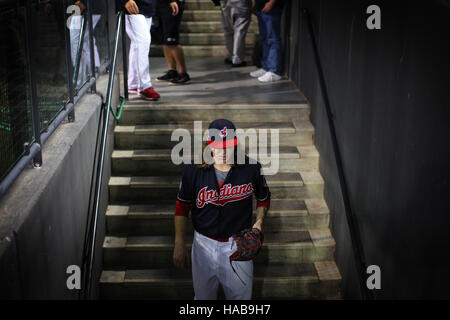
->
224;58;232;65
170;72;191;84
156;69;178;81
231;61;247;68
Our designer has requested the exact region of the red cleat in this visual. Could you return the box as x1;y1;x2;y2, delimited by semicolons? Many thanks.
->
139;87;160;101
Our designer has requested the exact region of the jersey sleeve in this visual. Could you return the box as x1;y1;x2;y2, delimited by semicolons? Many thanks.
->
254;163;271;209
175;164;194;217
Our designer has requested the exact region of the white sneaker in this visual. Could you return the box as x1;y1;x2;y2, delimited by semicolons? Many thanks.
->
250;68;267;78
258;72;282;82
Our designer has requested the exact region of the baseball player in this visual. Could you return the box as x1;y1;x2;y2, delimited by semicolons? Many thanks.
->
117;0;160;100
173;119;271;300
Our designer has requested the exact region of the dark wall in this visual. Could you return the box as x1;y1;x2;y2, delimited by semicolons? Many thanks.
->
284;0;450;299
0;74;118;299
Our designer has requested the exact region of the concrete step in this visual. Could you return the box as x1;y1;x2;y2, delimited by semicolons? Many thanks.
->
150;44;254;57
182;10;222;21
179;21;258;33
106;199;330;235
114;121;315;149
111;146;319;175
103;228;336;269
117;103;310;124
184;0;217;10
108;171;324;203
178;32;258;45
100;261;341;299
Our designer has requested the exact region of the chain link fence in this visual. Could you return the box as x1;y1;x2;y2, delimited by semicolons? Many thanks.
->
0;0;110;193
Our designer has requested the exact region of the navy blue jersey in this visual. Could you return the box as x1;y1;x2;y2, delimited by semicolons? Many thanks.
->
176;157;271;239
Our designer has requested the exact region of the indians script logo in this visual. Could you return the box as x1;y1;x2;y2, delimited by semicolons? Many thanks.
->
196;183;253;208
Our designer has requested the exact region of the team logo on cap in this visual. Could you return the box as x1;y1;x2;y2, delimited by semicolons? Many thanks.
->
220;126;227;138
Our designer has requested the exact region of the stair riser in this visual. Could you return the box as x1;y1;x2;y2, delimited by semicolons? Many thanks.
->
117;108;309;125
150;45;254;57
103;245;334;269
185;1;217;10
179;33;258;45
114;132;314;149
100;279;340;300
109;184;324;203
106;214;330;236
183;11;222;21
112;158;319;176
179;22;259;33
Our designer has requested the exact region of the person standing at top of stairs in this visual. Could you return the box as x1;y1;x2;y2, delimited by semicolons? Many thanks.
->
117;0;161;100
155;0;191;84
249;0;283;82
219;0;252;67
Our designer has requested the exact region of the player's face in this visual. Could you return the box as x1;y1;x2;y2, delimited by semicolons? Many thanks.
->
212;146;235;164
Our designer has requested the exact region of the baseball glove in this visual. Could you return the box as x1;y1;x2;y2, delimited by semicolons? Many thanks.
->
229;228;264;285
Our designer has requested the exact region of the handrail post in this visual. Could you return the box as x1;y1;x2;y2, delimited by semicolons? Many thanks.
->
72;13;87;91
105;0;111;70
63;0;75;122
87;0;96;93
121;13;128;100
25;0;42;168
301;8;374;300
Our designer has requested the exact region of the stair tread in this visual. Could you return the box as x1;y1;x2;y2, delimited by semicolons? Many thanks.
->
112;146;302;160
122;102;308;109
115;121;314;133
100;261;341;283
103;228;335;248
109;171;305;187
106;199;326;217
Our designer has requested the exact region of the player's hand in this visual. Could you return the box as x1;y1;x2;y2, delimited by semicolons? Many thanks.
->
75;1;86;13
262;0;275;13
252;219;263;232
170;2;179;16
125;0;139;14
173;242;190;269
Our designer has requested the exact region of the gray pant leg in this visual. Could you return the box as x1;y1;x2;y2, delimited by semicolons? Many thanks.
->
221;0;251;64
230;5;251;64
220;3;234;60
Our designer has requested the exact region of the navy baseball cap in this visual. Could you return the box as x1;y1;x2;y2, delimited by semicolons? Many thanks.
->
207;118;239;149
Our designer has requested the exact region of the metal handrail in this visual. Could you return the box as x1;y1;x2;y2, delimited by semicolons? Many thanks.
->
0;0;108;199
80;10;126;299
301;8;374;300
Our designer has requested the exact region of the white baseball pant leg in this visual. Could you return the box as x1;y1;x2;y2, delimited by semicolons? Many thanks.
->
192;230;253;300
125;14;152;91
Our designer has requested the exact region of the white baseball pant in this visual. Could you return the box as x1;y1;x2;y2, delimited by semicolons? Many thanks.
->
191;230;253;300
70;15;101;88
125;14;153;91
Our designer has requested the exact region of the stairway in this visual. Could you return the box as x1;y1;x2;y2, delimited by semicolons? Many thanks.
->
99;58;342;299
151;0;258;57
